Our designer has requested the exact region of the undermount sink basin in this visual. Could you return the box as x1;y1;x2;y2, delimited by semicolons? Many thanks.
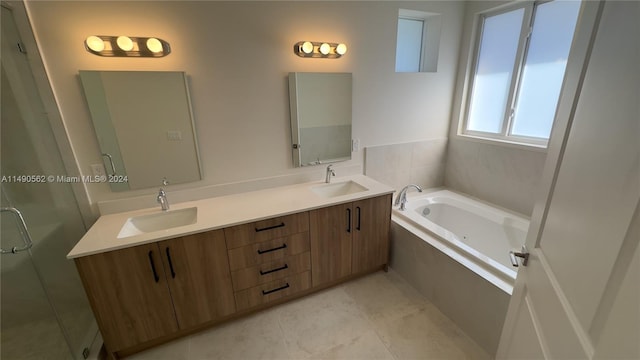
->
311;180;368;198
117;207;197;239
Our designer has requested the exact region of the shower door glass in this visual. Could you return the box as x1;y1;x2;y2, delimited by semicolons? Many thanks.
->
1;4;98;359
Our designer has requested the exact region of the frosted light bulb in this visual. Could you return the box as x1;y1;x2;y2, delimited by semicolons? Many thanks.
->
301;41;314;54
319;43;330;55
116;36;134;51
336;43;347;55
85;36;105;52
146;38;163;53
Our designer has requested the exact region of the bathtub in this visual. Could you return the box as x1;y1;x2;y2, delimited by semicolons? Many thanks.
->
389;189;530;355
393;189;529;294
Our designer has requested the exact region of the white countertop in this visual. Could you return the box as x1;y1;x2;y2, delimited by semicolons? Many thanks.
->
68;175;394;259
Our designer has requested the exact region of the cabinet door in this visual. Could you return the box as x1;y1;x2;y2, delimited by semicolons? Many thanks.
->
159;230;236;329
310;203;353;286
352;194;392;274
74;243;178;352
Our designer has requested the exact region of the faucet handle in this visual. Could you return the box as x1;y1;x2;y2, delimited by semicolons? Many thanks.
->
162;178;169;186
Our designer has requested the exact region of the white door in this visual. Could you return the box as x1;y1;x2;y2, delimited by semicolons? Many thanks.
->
497;1;640;359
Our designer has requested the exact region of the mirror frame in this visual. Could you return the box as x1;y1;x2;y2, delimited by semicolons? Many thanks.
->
79;70;203;191
288;72;353;167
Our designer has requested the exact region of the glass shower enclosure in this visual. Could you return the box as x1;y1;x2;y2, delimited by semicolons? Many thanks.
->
1;3;98;359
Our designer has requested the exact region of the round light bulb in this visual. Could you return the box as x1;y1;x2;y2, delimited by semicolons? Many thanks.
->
319;43;331;55
116;36;134;51
336;43;348;55
146;38;163;53
301;41;314;54
85;36;105;52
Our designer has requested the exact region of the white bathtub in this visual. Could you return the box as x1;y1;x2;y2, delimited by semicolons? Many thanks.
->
390;189;530;355
392;189;529;294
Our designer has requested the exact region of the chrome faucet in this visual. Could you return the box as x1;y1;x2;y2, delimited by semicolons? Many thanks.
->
325;165;336;183
394;184;423;211
157;178;170;211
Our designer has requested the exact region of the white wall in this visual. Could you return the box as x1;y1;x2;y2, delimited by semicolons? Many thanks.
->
444;1;546;216
25;1;465;218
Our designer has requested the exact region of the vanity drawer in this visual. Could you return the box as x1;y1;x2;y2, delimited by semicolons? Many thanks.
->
231;252;311;291
227;232;310;271
224;212;309;249
234;271;311;311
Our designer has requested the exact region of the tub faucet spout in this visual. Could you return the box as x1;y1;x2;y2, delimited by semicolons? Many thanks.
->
395;184;423;211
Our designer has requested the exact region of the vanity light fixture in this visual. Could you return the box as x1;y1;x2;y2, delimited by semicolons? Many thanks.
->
294;41;348;59
84;35;171;57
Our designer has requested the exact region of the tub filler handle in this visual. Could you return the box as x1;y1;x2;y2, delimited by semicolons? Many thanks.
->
509;245;530;267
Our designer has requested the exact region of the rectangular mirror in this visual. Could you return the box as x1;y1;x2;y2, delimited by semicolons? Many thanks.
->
79;71;202;191
288;72;352;167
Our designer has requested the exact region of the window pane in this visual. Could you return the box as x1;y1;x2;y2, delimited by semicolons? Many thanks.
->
396;18;424;72
467;8;524;133
511;1;581;138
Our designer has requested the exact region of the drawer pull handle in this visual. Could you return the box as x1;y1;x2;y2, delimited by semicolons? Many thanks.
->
259;264;289;275
262;282;290;295
255;222;285;232
148;251;159;283
165;247;176;278
257;243;287;255
356;206;361;231
346;208;351;233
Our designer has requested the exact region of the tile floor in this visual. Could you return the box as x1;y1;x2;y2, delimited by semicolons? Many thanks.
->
128;269;490;360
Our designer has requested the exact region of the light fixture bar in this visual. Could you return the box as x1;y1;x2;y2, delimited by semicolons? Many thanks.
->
294;41;347;59
84;35;171;57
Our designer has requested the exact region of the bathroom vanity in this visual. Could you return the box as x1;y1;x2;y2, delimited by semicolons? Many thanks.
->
68;175;393;358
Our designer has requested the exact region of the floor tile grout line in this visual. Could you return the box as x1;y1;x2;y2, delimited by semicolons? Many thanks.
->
372;327;400;360
127;269;488;360
274;303;295;360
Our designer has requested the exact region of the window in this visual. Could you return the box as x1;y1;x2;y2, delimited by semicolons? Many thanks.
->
463;1;581;146
396;17;425;72
395;9;442;73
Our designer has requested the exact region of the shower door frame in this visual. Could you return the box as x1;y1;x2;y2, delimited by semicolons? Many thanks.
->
2;1;100;358
3;0;94;226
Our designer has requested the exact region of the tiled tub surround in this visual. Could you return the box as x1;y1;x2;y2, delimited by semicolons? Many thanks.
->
444;138;547;216
390;189;530;356
365;139;447;192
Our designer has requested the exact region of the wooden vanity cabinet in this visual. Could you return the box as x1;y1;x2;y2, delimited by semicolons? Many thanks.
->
310;194;392;286
75;243;178;351
74;193;391;356
75;229;235;353
309;202;353;285
352;195;392;273
224;212;313;311
157;230;236;329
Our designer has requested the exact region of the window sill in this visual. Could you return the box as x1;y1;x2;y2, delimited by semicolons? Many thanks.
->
454;133;548;153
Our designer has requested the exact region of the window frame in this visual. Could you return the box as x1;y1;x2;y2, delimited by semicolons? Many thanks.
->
461;0;565;148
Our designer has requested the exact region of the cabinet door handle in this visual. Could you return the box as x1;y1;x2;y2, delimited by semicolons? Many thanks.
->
257;243;287;255
148;251;160;283
259;264;288;275
165;247;176;278
356;206;361;231
346;208;351;233
255;222;285;232
262;282;290;295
